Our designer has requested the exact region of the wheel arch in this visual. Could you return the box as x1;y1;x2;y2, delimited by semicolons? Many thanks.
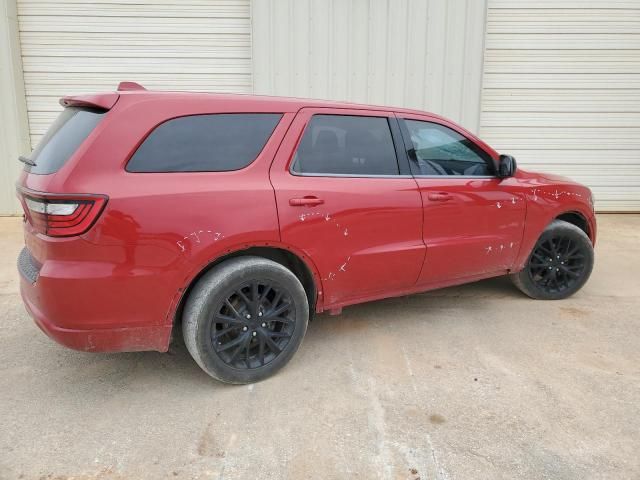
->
554;211;593;242
513;206;595;273
170;244;322;332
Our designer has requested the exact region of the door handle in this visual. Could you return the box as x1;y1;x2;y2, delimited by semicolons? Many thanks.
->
289;196;325;207
427;192;452;202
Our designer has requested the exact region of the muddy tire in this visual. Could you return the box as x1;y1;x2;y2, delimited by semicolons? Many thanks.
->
182;256;309;384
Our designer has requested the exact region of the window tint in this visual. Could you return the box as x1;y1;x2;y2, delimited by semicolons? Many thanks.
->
27;107;105;175
291;115;399;176
127;114;282;172
404;120;493;176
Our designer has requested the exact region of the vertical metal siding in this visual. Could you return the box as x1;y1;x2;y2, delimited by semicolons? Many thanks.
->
0;0;30;215
252;0;488;133
480;0;640;212
17;0;252;147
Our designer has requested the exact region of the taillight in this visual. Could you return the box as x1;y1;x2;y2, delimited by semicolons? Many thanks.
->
18;189;107;237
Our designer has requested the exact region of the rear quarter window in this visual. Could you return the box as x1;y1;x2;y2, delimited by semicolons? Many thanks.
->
126;113;282;173
26;107;106;175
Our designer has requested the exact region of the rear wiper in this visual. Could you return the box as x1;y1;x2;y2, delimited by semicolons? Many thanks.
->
18;155;36;166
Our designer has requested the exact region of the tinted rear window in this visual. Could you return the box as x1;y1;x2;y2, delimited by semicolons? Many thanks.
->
26;107;105;175
291;115;399;176
126;114;282;173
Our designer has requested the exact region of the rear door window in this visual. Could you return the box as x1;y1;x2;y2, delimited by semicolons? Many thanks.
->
26;107;106;175
127;113;282;172
290;115;400;176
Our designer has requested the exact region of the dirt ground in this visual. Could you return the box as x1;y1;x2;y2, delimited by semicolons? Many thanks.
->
0;214;638;480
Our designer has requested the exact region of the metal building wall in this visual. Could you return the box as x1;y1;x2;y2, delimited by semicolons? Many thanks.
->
0;0;30;215
252;0;488;133
17;0;253;149
480;0;640;212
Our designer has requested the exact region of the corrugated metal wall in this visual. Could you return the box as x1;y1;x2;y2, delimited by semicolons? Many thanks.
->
17;0;252;148
4;0;638;214
0;0;29;216
480;0;640;212
252;0;488;133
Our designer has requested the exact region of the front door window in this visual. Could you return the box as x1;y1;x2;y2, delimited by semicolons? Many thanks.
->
404;119;494;177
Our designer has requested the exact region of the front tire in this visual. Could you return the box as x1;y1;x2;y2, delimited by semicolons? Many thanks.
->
510;220;594;300
182;256;309;384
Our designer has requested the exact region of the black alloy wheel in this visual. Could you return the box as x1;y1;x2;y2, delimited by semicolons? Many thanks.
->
527;235;587;295
211;281;295;369
511;219;594;300
183;256;309;384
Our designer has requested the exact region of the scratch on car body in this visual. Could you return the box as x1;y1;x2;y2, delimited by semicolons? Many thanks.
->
339;256;351;272
176;230;223;252
299;212;324;222
531;188;539;201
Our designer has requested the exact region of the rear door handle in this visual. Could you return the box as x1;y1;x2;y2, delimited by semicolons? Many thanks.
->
427;192;452;202
289;196;325;207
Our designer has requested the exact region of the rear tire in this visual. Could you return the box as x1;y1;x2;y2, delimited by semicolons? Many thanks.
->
510;220;594;300
182;256;309;384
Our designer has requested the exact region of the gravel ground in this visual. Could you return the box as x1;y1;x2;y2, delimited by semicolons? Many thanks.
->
0;214;638;480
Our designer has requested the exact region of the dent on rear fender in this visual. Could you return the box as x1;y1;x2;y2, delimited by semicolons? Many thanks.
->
167;237;328;321
176;230;224;253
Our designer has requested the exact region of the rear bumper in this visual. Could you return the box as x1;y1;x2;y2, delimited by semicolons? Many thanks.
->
22;287;171;352
18;247;172;353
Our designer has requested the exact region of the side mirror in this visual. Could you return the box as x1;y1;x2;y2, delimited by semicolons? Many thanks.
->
498;154;517;178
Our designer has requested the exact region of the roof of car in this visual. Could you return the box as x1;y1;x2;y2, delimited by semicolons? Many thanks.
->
106;81;448;119
118;89;440;115
59;82;498;159
60;81;452;127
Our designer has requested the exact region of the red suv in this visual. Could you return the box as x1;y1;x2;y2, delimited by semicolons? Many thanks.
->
17;82;596;383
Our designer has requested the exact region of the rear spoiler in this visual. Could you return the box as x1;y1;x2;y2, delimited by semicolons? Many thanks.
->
59;93;119;110
59;82;146;110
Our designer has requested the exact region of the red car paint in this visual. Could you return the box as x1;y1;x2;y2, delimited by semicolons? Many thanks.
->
17;88;596;353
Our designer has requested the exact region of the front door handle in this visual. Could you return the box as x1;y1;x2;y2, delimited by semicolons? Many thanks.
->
289;196;325;207
427;192;452;202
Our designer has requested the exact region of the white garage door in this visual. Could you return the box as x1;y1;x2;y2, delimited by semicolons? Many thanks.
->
17;0;252;148
480;0;640;212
